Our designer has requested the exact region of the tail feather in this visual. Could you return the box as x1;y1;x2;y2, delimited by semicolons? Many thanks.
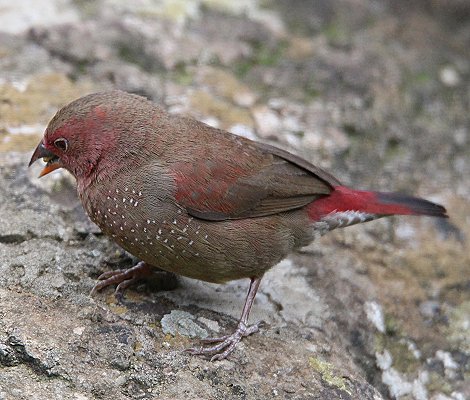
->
375;192;448;218
307;185;448;223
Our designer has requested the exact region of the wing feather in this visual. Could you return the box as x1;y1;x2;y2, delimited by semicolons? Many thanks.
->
170;127;340;221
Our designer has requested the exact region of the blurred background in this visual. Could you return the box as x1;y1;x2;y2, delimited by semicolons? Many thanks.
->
0;1;468;399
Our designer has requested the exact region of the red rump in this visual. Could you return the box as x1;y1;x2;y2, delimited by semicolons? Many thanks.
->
307;186;448;222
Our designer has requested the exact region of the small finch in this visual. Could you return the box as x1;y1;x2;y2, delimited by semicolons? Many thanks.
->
29;91;447;361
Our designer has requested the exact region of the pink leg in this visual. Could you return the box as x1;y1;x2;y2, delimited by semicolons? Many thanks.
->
90;261;154;299
186;276;263;361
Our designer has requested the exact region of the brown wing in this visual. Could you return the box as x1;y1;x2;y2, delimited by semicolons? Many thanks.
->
170;129;340;221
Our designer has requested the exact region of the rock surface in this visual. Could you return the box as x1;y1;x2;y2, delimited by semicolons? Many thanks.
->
0;1;469;399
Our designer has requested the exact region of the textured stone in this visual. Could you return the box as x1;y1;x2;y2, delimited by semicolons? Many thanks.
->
0;1;468;399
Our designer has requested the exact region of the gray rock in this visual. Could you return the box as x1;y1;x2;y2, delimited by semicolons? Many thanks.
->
0;1;468;399
161;310;208;339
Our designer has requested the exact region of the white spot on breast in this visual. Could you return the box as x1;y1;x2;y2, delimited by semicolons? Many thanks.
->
134;201;138;207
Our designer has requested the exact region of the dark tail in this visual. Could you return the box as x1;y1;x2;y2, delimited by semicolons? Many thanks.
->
375;191;448;218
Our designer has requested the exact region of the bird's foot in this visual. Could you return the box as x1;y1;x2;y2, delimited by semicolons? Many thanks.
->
185;320;262;361
90;261;153;300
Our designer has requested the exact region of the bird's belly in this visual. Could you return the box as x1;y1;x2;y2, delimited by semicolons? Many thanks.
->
81;185;312;283
100;213;279;283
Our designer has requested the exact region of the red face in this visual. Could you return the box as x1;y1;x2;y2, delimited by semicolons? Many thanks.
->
29;105;111;179
29;90;155;181
29;134;69;177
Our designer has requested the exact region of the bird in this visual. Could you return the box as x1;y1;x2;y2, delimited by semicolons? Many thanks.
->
29;90;448;361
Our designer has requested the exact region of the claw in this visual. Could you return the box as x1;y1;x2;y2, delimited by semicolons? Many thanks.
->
185;321;262;360
184;277;263;361
200;335;230;344
90;261;153;299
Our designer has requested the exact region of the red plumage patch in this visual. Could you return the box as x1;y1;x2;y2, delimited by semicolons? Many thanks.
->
307;186;447;222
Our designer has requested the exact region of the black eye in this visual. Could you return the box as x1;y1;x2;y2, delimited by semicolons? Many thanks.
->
54;138;69;152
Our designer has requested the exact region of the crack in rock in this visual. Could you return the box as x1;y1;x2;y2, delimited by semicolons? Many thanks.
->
7;334;62;378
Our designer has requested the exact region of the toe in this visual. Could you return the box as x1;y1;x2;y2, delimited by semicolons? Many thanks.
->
184;320;262;361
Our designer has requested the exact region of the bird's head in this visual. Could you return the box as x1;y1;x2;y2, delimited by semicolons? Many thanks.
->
29;91;155;181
